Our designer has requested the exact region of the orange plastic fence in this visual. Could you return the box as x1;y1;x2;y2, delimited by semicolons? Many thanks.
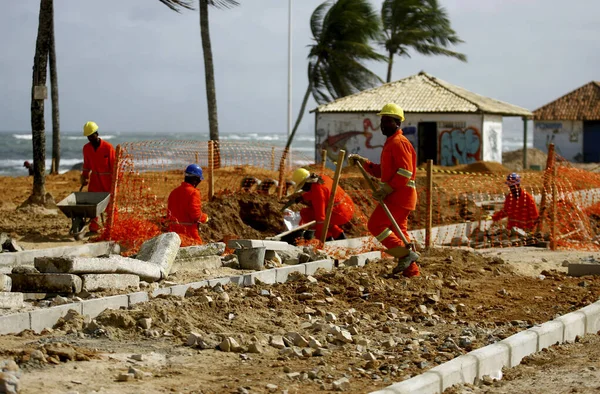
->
100;140;600;255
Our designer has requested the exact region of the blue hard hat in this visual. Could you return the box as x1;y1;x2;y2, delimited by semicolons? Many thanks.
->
506;172;521;186
184;164;204;180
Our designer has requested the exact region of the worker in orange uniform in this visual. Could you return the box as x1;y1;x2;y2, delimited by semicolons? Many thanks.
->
81;121;116;233
290;168;354;241
492;173;539;231
348;103;420;277
167;164;210;243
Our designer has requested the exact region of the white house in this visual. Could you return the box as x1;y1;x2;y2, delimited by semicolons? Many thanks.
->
533;81;600;162
313;71;532;166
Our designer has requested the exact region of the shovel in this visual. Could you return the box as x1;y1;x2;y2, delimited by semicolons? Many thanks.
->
266;220;316;241
356;162;415;252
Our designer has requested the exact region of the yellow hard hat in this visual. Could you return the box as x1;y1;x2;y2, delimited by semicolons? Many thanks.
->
292;168;310;186
377;103;405;121
83;121;99;137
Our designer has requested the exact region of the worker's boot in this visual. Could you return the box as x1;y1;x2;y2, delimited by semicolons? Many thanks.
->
385;246;420;276
89;217;101;233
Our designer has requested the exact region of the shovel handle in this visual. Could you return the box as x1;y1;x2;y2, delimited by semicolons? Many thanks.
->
268;220;316;240
356;162;414;251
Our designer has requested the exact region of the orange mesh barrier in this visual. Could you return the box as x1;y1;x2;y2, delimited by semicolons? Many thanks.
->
99;141;600;255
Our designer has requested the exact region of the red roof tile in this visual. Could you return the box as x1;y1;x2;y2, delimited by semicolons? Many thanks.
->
533;82;600;121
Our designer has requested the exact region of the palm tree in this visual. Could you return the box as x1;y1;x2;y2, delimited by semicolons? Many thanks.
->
27;0;53;206
49;0;60;175
281;0;385;169
381;0;466;83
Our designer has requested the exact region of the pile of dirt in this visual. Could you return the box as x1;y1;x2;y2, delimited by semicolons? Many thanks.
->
503;148;549;171
454;161;512;174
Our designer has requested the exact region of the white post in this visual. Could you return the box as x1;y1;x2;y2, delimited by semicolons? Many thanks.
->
287;0;293;170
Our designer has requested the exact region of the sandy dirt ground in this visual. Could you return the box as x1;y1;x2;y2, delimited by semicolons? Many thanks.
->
447;334;600;394
1;170;600;393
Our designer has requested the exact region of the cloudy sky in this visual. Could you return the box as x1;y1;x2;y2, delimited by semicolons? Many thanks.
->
0;0;598;136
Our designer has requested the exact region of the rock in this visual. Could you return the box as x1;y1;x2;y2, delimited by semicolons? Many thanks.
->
198;295;213;304
270;336;286;349
116;373;135;382
286;372;301;380
128;366;145;379
325;312;337;322
135;232;181;278
0;372;20;394
335;330;353;344
248;343;263;354
333;377;350;391
382;338;396;349
222;254;239;268
285;332;309;347
306;275;318;284
187;332;203;347
297;293;313;301
218;292;230;303
363;352;376;361
130;354;144;362
45;345;76;361
219;337;241;353
313;348;330;357
308;337;322;349
30;350;46;362
562;260;570;267
138;318;152;330
266;383;278;392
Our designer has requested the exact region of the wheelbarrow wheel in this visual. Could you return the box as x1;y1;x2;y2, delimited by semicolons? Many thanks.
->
70;217;87;240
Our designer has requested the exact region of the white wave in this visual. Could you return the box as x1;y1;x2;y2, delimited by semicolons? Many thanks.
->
295;135;316;142
65;135;115;140
13;134;32;140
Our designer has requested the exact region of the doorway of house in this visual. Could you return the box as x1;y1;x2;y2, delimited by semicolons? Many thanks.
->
418;122;437;165
583;121;600;162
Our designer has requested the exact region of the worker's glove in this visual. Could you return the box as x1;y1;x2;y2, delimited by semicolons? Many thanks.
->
80;175;88;187
347;154;367;166
373;183;394;201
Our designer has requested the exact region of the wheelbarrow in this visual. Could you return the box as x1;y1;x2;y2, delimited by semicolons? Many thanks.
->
57;192;111;240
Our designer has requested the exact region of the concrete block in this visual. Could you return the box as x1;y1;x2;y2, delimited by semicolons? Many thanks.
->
172;256;222;273
344;251;382;267
10;273;82;294
81;274;140;292
568;263;600;277
135;232;181;277
369;372;440;394
0;312;30;335
500;330;538;367
243;269;277;286
188;280;209;289
0;241;119;274
170;284;190;297
275;264;306;283
428;355;478;390
0;292;23;309
227;239;298;251
81;295;128;318
34;255;162;283
469;343;510;379
176;243;225;260
30;303;83;333
151;287;172;297
236;247;266;270
208;277;231;287
304;259;334;276
528;321;564;351
0;274;11;291
228;275;244;286
556;311;586;342
577;302;600;334
127;291;149;306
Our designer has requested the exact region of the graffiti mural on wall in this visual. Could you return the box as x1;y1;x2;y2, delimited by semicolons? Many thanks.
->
317;118;384;161
439;127;481;166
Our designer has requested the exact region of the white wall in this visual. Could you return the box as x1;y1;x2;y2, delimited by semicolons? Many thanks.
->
533;120;584;162
482;115;503;163
315;112;483;166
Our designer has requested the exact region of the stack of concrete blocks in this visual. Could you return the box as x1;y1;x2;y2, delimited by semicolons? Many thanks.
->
0;273;22;310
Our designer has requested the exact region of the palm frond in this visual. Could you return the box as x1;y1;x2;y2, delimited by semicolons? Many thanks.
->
207;0;239;9
157;0;195;12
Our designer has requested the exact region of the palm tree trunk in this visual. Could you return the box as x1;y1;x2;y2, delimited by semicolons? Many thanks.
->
386;50;394;83
279;60;320;172
29;0;52;204
199;0;221;168
49;0;60;175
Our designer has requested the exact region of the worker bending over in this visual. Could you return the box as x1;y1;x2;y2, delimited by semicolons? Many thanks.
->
492;172;539;231
167;164;210;243
81;121;116;233
290;168;354;242
348;103;419;277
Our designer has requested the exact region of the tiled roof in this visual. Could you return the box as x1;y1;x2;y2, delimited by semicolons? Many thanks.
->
314;71;532;117
533;82;600;121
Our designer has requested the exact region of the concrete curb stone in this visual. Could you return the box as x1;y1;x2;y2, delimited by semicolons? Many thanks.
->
81;295;128;319
30;303;83;333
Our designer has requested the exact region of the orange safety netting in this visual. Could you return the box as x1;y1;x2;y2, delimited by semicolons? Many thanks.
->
98;140;600;255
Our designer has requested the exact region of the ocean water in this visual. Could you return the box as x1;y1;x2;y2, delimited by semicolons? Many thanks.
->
0;130;317;177
0;127;532;177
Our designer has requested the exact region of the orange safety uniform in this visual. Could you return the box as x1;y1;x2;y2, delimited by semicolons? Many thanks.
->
299;175;354;240
492;189;539;230
167;182;209;243
82;139;115;193
362;129;417;250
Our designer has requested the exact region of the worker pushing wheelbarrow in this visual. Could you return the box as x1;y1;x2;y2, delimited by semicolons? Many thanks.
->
58;120;116;240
